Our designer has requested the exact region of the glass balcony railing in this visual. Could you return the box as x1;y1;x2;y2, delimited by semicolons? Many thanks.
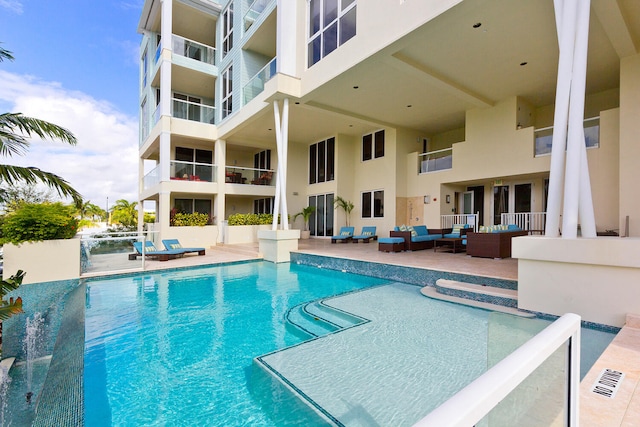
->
225;166;275;186
143;164;160;190
170;161;216;183
243;58;277;105
154;42;162;65
534;117;600;157
419;148;453;173
244;0;273;31
172;98;215;124
172;35;215;65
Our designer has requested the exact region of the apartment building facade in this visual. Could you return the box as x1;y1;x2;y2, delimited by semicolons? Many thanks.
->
137;0;640;246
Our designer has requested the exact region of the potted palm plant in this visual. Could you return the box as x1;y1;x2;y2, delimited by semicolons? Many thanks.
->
293;206;316;239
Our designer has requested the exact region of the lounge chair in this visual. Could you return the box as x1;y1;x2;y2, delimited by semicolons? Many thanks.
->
331;226;354;243
162;239;206;256
130;241;186;262
352;226;378;243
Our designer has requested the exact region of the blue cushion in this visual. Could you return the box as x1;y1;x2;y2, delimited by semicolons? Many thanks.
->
379;237;404;244
413;225;428;236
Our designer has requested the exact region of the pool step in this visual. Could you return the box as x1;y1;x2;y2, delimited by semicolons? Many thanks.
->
286;300;365;339
423;279;535;318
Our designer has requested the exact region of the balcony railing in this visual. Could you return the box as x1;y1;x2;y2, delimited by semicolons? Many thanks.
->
534;116;600;157
225;166;275;186
172;34;215;65
172;98;215;124
501;212;547;234
441;214;479;232
243;58;277;105
143;164;160;190
419;148;453;173
243;0;273;31
171;161;216;183
154;42;162;65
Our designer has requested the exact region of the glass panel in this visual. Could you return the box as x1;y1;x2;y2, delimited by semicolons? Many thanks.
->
309;0;321;36
326;193;334;236
362;134;372;161
326;137;335;181
373;190;384;218
309;196;317;235
515;184;531;213
374;130;385;158
362;192;372;218
194;164;213;182
194;199;212;217
174;199;193;214
195;150;212;164
534;128;553;156
341;0;355;10
308;36;322;67
175;147;193;162
494;186;509;225
339;6;357;44
323;22;338;57
318;140;326;182
584;121;599;148
324;0;338;23
317;195;326;236
309;143;317;184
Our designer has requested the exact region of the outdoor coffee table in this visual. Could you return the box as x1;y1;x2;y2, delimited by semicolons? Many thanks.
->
434;237;466;253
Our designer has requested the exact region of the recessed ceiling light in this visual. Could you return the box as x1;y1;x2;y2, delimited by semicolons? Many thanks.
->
520;62;528;66
349;124;353;127
473;22;482;28
295;101;300;104
268;128;272;131
407;105;412;108
353;86;359;89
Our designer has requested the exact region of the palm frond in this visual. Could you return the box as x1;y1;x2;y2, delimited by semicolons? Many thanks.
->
0;297;23;321
0;165;83;206
0;44;14;62
0;270;25;296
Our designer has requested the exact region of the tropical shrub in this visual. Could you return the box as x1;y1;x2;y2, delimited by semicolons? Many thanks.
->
171;212;210;227
227;213;288;226
1;202;78;244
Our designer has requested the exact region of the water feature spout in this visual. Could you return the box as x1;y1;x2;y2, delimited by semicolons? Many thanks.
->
24;313;44;401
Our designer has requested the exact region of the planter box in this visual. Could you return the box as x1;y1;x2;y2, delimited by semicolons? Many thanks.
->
164;225;218;248
224;224;271;244
3;239;81;284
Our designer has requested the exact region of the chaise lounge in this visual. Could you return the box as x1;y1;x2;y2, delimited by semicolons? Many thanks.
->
352;226;378;243
390;225;443;251
130;241;186;261
162;239;206;256
331;226;355;243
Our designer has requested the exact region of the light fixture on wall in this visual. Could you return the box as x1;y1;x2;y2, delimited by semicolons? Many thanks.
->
424;195;430;204
446;195;451;204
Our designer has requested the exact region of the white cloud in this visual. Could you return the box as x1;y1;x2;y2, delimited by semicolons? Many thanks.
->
0;70;139;208
0;0;23;14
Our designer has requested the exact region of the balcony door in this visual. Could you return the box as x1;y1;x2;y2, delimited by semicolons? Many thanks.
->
309;193;334;237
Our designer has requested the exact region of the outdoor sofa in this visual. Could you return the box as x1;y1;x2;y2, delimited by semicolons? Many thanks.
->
389;225;443;251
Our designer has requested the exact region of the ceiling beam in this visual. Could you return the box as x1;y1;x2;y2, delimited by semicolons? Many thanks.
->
592;0;637;58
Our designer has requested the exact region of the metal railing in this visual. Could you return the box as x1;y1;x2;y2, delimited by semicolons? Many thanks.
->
501;212;547;234
419;148;453;173
172;97;215;124
171;161;216;183
534;116;600;157
172;34;215;65
225;166;275;186
243;57;277;105
441;213;479;232
413;313;581;427
243;0;273;31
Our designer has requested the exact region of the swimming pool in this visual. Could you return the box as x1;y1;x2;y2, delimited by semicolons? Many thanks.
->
84;260;614;426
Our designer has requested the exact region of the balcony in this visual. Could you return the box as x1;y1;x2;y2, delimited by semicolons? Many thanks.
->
419;148;453;173
243;58;276;105
244;0;274;31
172;98;215;124
225;167;275;186
534;117;600;157
172;35;215;65
171;161;216;183
143;164;160;190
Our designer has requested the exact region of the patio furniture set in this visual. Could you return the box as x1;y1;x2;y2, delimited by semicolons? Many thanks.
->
129;239;206;261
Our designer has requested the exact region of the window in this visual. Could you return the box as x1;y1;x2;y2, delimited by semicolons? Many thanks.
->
222;66;233;119
222;3;234;57
172;199;213;224
254;198;274;214
308;0;357;67
309;193;334;237
174;147;213;181
362;130;384;161
309;137;335;184
362;190;384;218
141;47;148;87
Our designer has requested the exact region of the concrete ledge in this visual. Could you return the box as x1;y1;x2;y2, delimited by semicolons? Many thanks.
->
513;236;640;327
258;229;300;263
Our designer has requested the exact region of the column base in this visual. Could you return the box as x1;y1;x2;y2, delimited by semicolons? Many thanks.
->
258;229;300;263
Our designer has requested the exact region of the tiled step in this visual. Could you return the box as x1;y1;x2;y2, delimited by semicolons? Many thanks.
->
286;303;338;338
421;283;535;318
303;301;364;330
435;278;518;308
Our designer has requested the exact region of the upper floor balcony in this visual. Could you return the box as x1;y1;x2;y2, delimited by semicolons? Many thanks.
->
172;97;216;125
419;148;453;174
243;57;277;105
244;0;274;32
534;117;600;157
172;35;216;66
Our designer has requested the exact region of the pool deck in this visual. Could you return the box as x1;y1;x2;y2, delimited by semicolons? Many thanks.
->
88;238;639;426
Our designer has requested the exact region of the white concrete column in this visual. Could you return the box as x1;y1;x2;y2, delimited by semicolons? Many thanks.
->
214;139;226;242
272;99;290;230
159;131;171;182
276;0;298;77
160;0;172;118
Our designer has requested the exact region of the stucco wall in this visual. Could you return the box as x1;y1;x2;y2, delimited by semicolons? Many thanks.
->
3;239;81;285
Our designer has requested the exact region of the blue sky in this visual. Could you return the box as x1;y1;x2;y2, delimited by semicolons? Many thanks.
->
1;0;144;210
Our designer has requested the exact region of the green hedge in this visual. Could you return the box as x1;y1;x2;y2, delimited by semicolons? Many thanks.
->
171;212;210;226
227;213;279;226
1;203;79;244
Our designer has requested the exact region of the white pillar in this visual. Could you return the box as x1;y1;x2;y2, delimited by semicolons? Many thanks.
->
215;139;226;242
160;0;172;118
272;99;290;230
159;131;171;182
276;0;297;77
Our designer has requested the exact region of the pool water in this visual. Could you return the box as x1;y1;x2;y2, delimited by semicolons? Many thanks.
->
84;262;388;426
84;261;614;426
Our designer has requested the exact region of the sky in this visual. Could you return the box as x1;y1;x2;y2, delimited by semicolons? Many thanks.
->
1;0;144;211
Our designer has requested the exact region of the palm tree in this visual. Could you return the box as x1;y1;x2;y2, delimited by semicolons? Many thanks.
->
110;199;138;229
0;45;82;207
334;196;354;227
